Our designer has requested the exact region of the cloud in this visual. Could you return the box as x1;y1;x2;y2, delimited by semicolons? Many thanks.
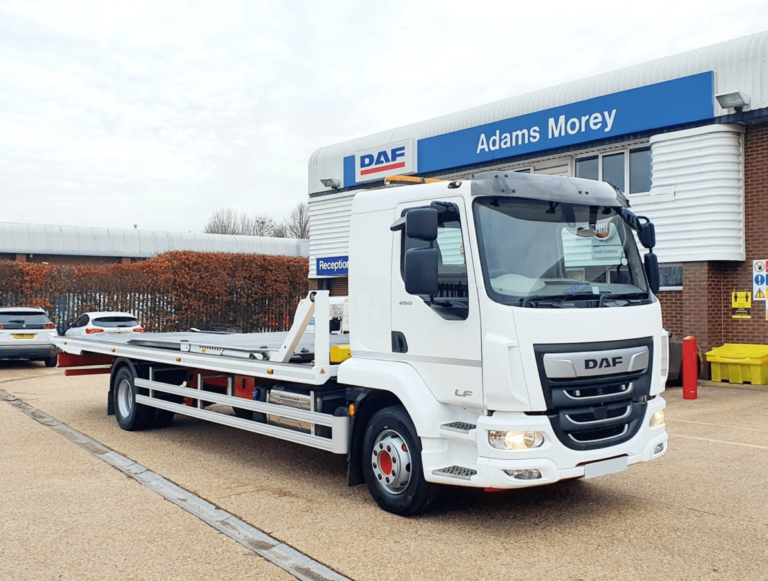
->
0;0;766;232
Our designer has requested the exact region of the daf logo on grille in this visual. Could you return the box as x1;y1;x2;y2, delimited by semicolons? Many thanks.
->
542;346;649;379
585;356;623;370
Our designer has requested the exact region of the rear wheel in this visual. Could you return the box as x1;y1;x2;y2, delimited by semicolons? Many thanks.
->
153;409;175;428
113;366;155;431
232;406;254;420
44;354;58;368
362;405;440;516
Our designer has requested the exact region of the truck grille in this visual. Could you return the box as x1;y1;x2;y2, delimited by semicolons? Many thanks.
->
534;338;653;451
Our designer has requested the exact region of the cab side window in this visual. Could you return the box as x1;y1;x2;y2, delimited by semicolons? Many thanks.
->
401;205;469;299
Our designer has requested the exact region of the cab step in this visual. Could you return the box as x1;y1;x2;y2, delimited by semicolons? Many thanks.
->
432;466;477;480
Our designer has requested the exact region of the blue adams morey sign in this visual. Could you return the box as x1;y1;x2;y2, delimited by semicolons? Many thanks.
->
317;255;349;276
340;72;714;188
417;72;714;173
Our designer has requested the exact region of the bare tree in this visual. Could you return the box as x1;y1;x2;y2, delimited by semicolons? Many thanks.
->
203;202;309;239
204;207;240;235
251;214;279;237
283;201;310;239
271;221;288;238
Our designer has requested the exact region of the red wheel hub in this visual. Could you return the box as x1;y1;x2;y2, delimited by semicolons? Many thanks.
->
378;450;393;475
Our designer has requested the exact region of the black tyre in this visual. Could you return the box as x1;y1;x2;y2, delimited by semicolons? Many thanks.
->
362;405;440;516
44;354;58;368
153;409;175;428
113;366;156;431
232;406;254;420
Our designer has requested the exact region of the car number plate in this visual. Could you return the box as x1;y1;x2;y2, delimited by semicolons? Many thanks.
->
12;334;36;339
583;456;628;479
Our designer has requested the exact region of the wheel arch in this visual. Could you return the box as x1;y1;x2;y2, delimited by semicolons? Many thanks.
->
339;358;460;486
347;389;402;486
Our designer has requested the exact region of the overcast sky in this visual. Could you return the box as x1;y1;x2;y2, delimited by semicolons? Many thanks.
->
1;0;767;233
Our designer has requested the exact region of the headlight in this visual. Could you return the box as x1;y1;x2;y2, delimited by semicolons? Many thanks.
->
649;410;665;429
489;430;545;450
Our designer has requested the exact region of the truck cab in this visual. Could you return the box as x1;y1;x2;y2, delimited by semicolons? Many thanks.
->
341;172;668;513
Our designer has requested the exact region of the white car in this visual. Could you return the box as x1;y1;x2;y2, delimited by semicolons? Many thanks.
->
0;307;59;367
65;312;145;336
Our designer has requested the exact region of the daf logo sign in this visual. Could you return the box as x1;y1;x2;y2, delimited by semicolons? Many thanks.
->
585;356;623;370
542;346;649;379
354;138;417;183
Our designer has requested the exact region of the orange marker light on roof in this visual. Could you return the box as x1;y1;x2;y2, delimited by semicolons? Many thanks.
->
384;175;444;185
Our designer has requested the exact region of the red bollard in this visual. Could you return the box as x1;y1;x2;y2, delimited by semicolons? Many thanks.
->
683;336;698;400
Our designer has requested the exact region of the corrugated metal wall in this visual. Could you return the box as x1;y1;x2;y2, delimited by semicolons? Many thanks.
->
0;223;308;259
307;192;356;277
643;124;745;262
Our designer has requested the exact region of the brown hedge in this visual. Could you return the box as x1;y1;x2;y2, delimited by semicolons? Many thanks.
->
0;252;309;334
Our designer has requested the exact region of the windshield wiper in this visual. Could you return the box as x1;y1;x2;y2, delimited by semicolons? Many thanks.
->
598;292;650;307
520;291;650;308
520;292;598;308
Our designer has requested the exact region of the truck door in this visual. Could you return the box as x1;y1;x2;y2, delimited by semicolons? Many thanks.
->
391;198;483;407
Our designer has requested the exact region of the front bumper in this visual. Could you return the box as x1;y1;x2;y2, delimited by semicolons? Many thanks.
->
0;344;57;361
423;396;668;488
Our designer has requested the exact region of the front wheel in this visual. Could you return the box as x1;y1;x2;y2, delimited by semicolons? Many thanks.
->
362;405;440;516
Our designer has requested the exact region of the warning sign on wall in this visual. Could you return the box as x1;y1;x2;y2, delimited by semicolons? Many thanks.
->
753;260;767;301
732;291;752;319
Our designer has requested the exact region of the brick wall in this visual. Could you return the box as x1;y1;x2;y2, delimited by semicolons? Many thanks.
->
330;277;348;296
665;124;768;376
308;277;349;296
657;291;683;337
682;262;733;355
713;123;768;347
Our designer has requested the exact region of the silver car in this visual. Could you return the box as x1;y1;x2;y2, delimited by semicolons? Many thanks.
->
0;307;58;367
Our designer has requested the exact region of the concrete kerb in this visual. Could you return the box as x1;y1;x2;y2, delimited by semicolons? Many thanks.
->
0;388;350;581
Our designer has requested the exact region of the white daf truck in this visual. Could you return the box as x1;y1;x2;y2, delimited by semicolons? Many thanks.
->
54;172;669;516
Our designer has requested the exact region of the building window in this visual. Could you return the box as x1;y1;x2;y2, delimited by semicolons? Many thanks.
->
659;264;683;290
629;148;651;193
575;147;651;194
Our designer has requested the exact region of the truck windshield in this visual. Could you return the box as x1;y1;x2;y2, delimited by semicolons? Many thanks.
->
473;197;649;307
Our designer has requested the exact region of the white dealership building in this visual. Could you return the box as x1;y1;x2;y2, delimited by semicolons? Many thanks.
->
307;31;768;355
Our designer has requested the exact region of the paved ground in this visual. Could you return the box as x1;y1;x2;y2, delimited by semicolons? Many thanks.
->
1;361;767;580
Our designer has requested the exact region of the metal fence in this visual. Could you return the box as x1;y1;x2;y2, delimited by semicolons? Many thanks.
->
0;288;306;335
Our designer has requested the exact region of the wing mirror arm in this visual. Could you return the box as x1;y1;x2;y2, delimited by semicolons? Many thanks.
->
619;208;659;294
619;208;655;250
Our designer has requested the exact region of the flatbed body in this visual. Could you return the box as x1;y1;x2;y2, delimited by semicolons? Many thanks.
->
58;330;350;384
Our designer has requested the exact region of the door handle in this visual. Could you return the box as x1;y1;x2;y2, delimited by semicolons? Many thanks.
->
391;331;408;353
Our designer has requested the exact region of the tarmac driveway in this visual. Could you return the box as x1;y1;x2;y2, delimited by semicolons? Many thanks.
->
1;361;767;580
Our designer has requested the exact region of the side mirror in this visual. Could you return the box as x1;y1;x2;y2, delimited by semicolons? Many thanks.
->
404;248;439;296
644;253;660;294
405;209;438;241
639;222;656;249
